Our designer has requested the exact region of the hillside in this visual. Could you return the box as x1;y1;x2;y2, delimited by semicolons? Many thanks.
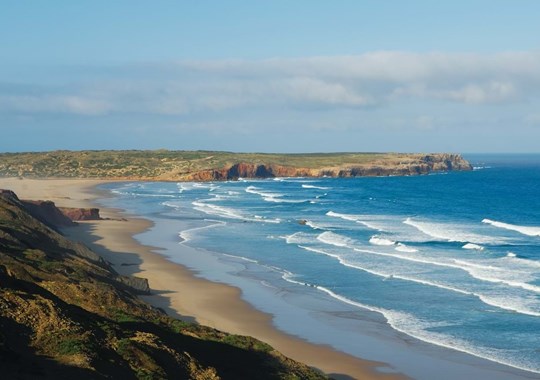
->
0;189;326;379
0;150;472;180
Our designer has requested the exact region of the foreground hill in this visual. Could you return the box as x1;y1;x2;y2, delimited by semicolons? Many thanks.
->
0;190;325;379
0;150;472;180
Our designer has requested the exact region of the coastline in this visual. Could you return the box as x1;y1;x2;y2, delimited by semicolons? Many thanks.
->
0;178;402;380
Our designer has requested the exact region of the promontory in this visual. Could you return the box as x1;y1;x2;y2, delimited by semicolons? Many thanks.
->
0;150;472;180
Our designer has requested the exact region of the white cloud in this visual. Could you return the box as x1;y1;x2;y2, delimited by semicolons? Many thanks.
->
1;51;540;116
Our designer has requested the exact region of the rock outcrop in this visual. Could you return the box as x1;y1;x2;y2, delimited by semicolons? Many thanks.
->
58;207;102;221
21;200;78;228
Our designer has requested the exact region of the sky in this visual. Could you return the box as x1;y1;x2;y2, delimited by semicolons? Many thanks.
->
1;1;540;153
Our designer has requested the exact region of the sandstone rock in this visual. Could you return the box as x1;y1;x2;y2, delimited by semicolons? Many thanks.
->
58;207;102;221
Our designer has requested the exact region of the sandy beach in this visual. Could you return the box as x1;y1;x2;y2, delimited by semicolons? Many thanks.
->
0;177;403;380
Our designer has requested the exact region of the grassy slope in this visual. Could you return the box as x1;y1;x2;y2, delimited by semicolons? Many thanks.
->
0;191;326;380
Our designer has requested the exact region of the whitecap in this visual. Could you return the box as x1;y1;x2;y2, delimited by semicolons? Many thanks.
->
317;231;355;248
326;211;360;222
246;185;309;203
395;243;418;253
192;200;280;223
305;220;324;230
284;232;316;245
369;236;396;246
462;243;485;251
482;218;540;237
302;184;331;190
404;217;503;244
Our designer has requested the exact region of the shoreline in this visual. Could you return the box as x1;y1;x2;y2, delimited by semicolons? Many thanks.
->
0;177;402;380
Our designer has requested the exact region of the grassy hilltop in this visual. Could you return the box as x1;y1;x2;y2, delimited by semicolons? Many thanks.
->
0;190;325;379
0;150;472;180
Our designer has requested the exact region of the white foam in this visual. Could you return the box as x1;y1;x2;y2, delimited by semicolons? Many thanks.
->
299;246;470;295
162;201;182;210
369;236;396;246
178;220;226;243
192;200;280;223
301;246;540;317
305;220;324;230
454;259;540;294
326;211;360;222
221;253;259;264
112;190;178;198
326;211;386;231
284;232;316;245
246;185;308;203
482;218;540;237
307;285;540;373
302;184;331;190
462;243;484;251
404;218;502;244
477;294;540;317
395;243;418;253
317;231;355;247
507;252;517;257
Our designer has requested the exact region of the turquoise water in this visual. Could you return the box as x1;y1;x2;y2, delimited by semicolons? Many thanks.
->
101;154;540;378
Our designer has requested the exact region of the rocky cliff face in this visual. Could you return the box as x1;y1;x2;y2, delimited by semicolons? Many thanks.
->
179;154;472;181
58;207;102;221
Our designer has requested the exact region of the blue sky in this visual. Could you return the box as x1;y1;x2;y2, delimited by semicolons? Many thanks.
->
1;1;540;153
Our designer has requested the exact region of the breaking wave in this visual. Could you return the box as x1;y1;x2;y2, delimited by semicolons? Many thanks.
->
482;218;540;237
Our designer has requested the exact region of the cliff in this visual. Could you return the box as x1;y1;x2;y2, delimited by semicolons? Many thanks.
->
58;207;102;221
178;153;471;181
0;150;472;181
0;190;326;379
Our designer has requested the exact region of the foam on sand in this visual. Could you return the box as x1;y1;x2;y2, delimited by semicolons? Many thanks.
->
482;218;540;237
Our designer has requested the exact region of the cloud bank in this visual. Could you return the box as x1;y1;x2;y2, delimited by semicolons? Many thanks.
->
2;51;540;117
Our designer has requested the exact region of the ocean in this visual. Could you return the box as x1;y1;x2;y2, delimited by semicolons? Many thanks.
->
99;154;540;379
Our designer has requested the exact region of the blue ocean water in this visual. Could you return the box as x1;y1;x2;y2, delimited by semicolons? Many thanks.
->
101;154;540;377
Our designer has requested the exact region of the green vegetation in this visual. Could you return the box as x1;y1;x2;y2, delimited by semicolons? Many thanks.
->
0;149;471;180
0;190;327;379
